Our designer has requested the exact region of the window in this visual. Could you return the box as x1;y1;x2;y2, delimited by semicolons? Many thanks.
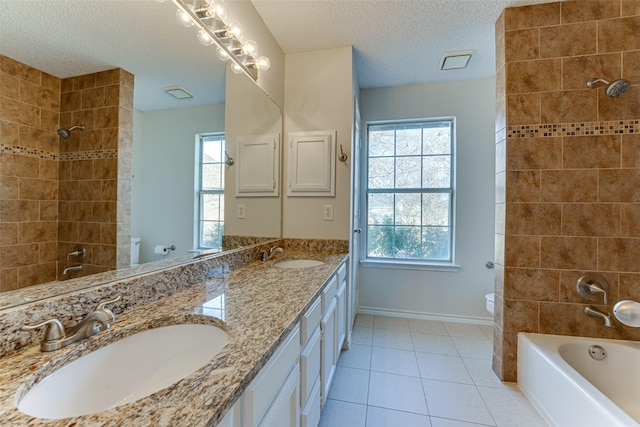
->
197;133;225;250
366;118;455;262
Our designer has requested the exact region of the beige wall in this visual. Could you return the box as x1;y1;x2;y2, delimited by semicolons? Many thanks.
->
0;55;133;290
283;47;354;240
494;0;640;381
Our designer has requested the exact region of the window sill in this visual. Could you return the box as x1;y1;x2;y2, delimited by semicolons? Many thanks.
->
360;259;461;272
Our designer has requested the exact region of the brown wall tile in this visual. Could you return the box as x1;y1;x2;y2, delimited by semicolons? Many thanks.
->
561;1;621;23
506;93;540;124
504;299;539;332
1;73;19;99
599;16;640;52
598;86;640;121
623;51;640;83
505;235;540;267
540;236;597;269
506;203;561;235
540;90;598;123
622;0;640;16
541;170;598;202
621;204;640;236
540;22;596;58
504;267;560;301
539;302;596;336
599;169;640;202
504;3;561;31
562;203;620;237
506;170;540;202
563;53;621;90
0;223;18;246
505;29;539;62
563;135;620;168
507;137;561;170
598;238;640;272
560;270;619;304
506;59;561;93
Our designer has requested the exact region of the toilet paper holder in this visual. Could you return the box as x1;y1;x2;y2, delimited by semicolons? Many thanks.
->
154;244;176;255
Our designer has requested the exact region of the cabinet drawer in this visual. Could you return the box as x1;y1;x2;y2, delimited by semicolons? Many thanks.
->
337;261;347;285
301;377;321;427
300;297;321;345
300;327;321;407
321;275;337;312
245;325;300;427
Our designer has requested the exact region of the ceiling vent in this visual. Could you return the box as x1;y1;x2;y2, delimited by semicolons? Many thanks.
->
440;50;474;71
163;86;194;99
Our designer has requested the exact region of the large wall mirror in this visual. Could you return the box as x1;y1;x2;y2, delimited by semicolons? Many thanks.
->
0;1;282;308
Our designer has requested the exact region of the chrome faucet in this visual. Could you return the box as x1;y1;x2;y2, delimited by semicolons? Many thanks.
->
584;306;615;328
261;247;284;261
62;265;83;275
576;273;609;305
22;295;121;351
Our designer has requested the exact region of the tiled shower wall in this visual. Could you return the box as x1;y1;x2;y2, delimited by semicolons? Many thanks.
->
494;0;640;381
0;55;133;291
58;68;134;276
0;56;61;290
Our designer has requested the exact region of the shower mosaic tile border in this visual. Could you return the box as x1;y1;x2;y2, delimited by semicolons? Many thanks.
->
0;144;118;160
508;120;640;139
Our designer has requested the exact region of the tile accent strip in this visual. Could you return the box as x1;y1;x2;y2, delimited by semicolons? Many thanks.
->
0;144;118;160
508;120;640;139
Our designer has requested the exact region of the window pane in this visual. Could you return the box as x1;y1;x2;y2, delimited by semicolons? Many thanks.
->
423;124;451;155
393;226;421;258
395;193;421;225
395;126;421;156
422;155;450;188
367;225;393;257
422;193;450;226
368;157;394;189
368;193;394;225
369;126;395;157
202;193;224;221
422;226;450;260
201;221;223;248
202;164;223;189
395;156;421;188
202;139;223;163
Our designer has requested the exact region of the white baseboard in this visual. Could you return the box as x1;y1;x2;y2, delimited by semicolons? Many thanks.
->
358;305;494;326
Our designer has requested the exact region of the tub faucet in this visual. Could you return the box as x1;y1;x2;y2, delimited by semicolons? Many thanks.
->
22;295;121;351
584;306;615;328
62;265;82;275
261;247;284;261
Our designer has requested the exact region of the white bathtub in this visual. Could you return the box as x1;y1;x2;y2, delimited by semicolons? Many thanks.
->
518;333;640;427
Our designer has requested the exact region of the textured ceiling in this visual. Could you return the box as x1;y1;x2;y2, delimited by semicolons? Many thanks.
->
0;0;560;111
252;0;560;88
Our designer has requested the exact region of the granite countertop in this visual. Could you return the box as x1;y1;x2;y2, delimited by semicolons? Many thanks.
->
0;251;347;426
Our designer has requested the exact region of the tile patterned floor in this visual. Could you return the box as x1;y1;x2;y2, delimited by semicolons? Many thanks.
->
319;314;548;427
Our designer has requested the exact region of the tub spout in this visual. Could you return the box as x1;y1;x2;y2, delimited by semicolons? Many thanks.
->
584;306;615;328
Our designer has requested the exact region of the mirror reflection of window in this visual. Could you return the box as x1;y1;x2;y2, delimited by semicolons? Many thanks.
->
197;133;226;251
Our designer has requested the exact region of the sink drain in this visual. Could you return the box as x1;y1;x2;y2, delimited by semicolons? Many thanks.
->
589;345;606;360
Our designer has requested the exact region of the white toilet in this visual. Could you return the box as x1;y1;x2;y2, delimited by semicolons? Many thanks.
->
485;293;495;315
131;237;141;266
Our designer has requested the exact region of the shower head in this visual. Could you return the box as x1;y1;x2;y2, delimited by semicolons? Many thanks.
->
57;124;85;139
586;78;631;97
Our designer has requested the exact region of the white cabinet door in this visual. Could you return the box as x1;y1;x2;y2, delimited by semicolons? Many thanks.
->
336;281;347;356
259;365;300;427
320;298;337;408
218;399;242;427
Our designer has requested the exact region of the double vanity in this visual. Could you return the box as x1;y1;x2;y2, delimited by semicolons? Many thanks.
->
0;240;350;426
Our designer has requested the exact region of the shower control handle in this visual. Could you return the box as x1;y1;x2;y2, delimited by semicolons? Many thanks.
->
576;273;609;305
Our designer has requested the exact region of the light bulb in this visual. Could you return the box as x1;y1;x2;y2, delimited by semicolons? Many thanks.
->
256;56;270;71
230;62;243;74
216;47;230;62
176;8;194;27
209;2;228;21
242;40;258;56
227;22;243;41
197;29;214;46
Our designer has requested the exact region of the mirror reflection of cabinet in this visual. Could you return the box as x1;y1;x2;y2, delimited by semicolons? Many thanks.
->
236;134;280;196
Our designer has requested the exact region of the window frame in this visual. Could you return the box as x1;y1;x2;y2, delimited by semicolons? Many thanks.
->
196;132;225;251
363;117;459;270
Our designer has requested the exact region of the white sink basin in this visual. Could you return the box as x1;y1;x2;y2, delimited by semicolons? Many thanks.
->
274;259;325;268
18;323;228;419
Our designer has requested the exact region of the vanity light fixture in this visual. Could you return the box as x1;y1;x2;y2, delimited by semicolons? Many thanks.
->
439;50;474;71
167;0;270;81
163;85;194;99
